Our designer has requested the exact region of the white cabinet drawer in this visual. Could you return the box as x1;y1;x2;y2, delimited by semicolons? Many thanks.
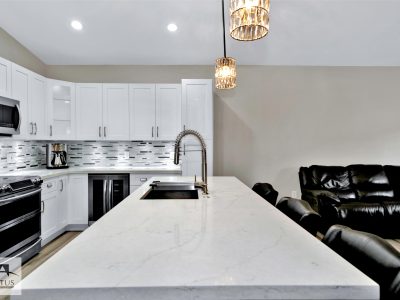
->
130;174;153;185
42;178;58;194
130;173;174;186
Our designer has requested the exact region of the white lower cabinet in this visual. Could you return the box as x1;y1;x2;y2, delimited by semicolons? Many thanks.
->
41;175;88;246
41;177;65;246
68;174;89;226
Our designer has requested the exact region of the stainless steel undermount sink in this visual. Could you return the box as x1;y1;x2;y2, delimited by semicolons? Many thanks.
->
141;181;199;200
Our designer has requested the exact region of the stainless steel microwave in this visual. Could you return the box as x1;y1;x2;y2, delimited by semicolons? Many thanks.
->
0;95;20;136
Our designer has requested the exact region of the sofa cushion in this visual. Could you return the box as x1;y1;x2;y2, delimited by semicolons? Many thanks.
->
348;164;394;201
309;165;351;190
384;165;400;198
334;202;386;234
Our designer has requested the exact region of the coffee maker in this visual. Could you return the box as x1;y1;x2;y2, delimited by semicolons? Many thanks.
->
46;143;68;169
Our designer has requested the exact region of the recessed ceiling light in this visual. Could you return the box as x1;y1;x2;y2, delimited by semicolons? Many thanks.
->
71;20;83;31
167;23;178;32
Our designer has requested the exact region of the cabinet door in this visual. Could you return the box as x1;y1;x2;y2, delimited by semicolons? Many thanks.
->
182;138;213;177
48;80;76;140
41;192;59;244
29;72;47;139
0;57;11;97
155;84;181;140
182;79;213;139
58;176;68;228
103;84;130;140
11;63;30;138
76;83;103;140
129;84;156;140
68;174;88;225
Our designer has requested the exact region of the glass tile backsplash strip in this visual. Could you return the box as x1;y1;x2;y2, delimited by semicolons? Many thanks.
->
0;140;176;173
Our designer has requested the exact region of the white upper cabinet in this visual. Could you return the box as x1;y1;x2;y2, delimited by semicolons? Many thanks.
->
47;79;76;140
129;84;156;140
28;72;47;139
182;79;213;140
130;84;181;141
155;84;181;140
76;83;103;140
102;84;130;140
0;57;11;97
11;63;29;138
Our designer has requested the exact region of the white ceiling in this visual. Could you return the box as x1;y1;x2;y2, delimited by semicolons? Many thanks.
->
0;0;400;66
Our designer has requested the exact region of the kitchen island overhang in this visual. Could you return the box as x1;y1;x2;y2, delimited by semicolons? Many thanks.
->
14;176;379;300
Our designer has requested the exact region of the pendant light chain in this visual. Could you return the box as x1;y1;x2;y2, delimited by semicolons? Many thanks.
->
215;0;237;89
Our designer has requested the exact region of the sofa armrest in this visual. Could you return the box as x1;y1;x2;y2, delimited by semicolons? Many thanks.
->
276;197;321;235
302;189;341;211
317;191;341;205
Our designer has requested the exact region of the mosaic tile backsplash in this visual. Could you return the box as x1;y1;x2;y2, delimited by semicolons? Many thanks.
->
0;140;176;173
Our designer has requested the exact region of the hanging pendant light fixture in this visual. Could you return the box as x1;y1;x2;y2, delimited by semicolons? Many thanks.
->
230;0;270;41
215;0;237;90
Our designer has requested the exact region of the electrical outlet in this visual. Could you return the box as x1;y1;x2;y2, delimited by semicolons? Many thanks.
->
7;153;15;164
291;191;297;198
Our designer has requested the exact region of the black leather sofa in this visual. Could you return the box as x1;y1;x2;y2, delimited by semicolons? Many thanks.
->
299;164;400;237
323;225;400;299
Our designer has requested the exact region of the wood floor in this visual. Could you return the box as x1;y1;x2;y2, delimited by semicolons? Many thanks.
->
21;231;80;279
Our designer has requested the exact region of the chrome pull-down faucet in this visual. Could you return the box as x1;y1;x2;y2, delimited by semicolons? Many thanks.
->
174;129;208;194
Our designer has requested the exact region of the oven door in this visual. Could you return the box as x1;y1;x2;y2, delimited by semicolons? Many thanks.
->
0;96;21;136
0;188;41;258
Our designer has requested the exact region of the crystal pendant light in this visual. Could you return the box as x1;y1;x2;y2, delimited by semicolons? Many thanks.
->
215;0;237;89
230;0;270;41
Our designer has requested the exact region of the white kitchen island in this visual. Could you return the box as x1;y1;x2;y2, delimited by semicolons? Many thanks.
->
15;177;378;300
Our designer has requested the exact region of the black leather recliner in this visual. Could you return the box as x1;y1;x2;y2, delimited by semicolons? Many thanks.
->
252;183;278;205
299;165;400;237
323;225;400;300
275;197;321;236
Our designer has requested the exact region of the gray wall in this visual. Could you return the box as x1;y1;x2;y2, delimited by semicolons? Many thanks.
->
3;26;400;197
0;27;46;75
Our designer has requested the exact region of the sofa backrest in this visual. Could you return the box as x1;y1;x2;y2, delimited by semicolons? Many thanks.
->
300;164;396;203
384;165;400;199
299;165;356;202
348;164;394;202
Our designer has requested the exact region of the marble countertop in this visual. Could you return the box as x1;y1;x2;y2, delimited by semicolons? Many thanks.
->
15;177;378;300
0;166;182;180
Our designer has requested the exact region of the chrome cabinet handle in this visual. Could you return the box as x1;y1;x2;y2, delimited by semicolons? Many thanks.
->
104;126;107;138
157;126;159;138
103;179;107;214
47;183;53;188
60;179;63;192
99;126;102;137
34;123;37;135
41;200;45;213
140;178;148;182
183;125;186;130
30;122;34;134
50;125;53;137
151;126;154;138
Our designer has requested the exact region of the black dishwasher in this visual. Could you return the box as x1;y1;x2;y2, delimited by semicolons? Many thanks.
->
88;174;129;225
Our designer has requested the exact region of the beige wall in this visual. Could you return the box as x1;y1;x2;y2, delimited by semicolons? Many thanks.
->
3;26;400;197
46;65;400;197
0;27;46;75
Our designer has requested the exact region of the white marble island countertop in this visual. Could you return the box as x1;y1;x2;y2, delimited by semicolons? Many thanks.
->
0;165;181;179
16;177;378;300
